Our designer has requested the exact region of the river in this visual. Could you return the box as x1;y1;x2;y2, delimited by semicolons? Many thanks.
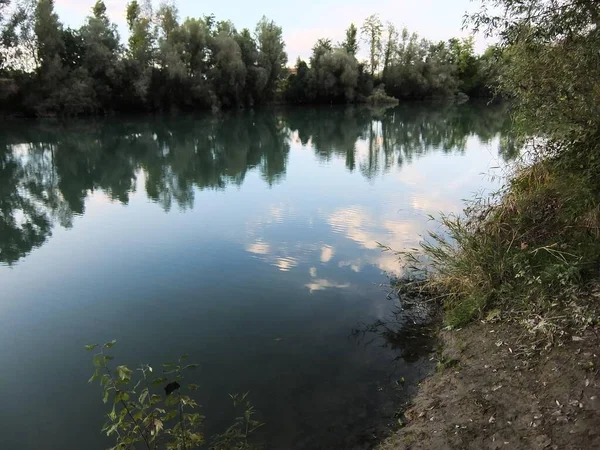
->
0;103;512;449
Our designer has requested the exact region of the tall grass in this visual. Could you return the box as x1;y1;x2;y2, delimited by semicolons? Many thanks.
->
400;142;600;329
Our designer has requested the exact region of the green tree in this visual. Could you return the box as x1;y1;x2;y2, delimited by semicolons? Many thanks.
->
255;16;287;101
34;0;95;115
447;37;480;96
124;0;155;104
424;41;458;98
1;0;37;71
79;0;121;111
341;23;359;56
361;14;383;76
469;0;600;140
156;1;187;80
178;17;210;76
309;38;332;68
284;58;313;103
34;0;63;70
236;27;268;105
0;0;12;68
126;0;154;66
382;22;398;77
383;28;428;99
210;32;246;107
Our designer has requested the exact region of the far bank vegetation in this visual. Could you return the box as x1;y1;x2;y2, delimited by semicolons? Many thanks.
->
0;1;501;116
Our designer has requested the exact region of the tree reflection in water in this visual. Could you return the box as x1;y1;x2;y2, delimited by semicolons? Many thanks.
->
0;103;515;266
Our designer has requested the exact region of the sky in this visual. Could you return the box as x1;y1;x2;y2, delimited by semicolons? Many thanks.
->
54;0;491;63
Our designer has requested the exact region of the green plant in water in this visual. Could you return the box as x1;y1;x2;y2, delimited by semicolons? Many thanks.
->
210;393;263;450
86;341;262;450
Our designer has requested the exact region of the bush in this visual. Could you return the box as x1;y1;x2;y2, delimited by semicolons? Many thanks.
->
366;85;399;106
86;341;263;450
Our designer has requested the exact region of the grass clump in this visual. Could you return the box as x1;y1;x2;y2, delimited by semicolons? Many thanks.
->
403;141;600;330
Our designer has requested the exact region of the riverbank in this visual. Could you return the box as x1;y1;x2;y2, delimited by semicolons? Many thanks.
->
374;132;600;448
379;309;600;450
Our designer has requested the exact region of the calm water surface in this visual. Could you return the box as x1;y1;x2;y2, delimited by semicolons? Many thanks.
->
0;104;512;449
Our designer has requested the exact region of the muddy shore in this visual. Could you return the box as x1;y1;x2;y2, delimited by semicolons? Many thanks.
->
378;320;600;450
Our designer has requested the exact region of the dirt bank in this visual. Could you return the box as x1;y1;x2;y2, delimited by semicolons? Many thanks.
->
378;320;600;450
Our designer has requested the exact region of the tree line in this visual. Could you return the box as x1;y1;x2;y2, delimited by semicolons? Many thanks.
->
0;1;502;116
285;17;501;104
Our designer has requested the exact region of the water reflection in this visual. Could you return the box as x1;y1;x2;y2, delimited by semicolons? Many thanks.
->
0;103;512;267
352;288;437;364
0;104;513;450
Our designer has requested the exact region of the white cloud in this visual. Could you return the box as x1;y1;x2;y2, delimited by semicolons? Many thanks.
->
246;240;270;255
320;245;335;263
327;206;421;274
305;278;350;293
274;257;298;272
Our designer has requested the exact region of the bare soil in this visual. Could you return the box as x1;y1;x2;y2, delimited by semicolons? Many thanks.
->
378;321;600;450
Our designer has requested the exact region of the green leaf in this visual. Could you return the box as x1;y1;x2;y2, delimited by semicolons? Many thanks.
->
151;377;168;386
116;366;132;381
103;390;110;404
88;369;100;384
184;364;199;370
164;410;177;421
139;389;149;405
93;354;106;368
109;404;117;421
103;339;117;349
85;344;99;352
106;424;119;436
